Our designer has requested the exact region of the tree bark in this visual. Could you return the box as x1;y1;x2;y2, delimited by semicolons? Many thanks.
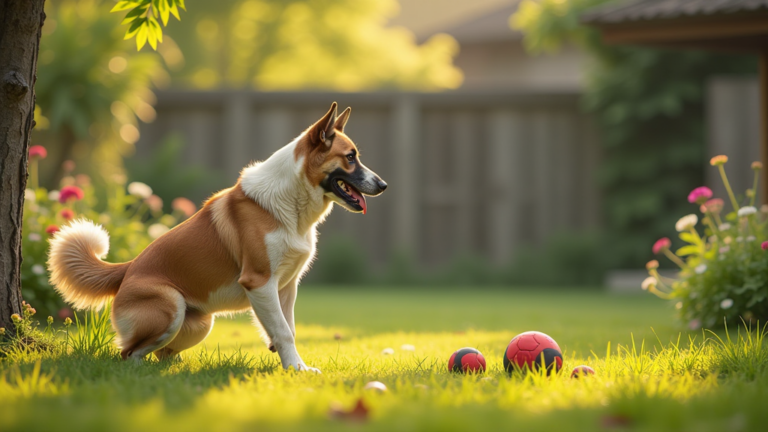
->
0;0;46;332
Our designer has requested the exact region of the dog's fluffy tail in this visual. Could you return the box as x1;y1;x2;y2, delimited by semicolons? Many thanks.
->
48;219;131;310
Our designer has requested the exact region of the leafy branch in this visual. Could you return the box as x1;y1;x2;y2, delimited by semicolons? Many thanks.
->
111;0;186;50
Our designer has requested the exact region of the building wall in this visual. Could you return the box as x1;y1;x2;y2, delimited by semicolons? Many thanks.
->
707;77;761;202
136;91;601;268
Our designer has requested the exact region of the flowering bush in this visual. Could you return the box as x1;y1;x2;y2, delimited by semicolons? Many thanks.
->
644;156;768;328
22;146;197;318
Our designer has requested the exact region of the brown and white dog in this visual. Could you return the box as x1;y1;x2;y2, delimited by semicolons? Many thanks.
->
48;103;386;372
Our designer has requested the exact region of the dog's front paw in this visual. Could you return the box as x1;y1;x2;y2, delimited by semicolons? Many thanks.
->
298;363;322;374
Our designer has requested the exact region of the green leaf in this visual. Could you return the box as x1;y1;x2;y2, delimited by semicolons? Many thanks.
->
121;5;149;25
136;24;148;50
110;1;141;12
159;0;170;26
679;232;699;244
169;2;180;20
676;245;700;257
123;18;144;39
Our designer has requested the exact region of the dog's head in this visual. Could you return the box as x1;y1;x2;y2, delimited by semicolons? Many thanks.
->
295;102;387;214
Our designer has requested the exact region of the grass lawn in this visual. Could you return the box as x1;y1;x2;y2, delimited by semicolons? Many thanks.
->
2;287;767;432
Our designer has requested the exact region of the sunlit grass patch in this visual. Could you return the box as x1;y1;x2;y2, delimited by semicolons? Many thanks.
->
2;289;768;431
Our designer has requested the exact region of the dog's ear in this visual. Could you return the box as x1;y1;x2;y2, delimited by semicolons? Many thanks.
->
333;107;351;133
309;102;338;148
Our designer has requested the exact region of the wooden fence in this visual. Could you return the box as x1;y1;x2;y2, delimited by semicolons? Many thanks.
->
136;91;602;268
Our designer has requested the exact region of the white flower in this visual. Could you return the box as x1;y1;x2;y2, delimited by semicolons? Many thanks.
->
747;236;757;242
736;236;744;243
28;233;41;242
148;223;169;239
128;182;153;199
719;223;732;230
738;206;757;217
641;276;656;291
32;264;44;275
381;347;394;355
24;189;36;202
720;298;734;309
48;190;59;201
675;214;698;232
695;264;707;274
401;344;415;351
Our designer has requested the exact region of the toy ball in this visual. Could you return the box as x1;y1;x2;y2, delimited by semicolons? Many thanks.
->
448;347;486;373
503;331;563;374
571;365;596;378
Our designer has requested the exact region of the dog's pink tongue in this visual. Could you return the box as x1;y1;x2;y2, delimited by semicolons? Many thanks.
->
348;188;367;214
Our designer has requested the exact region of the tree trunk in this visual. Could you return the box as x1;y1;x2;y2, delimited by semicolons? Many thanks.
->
0;0;46;332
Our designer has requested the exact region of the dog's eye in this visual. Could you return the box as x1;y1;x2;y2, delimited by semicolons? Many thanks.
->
346;153;355;162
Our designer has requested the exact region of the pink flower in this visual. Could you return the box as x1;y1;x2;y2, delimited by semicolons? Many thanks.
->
688;187;713;205
172;197;197;217
762;241;768;251
652;237;671;255
29;145;47;159
58;307;74;320
700;198;724;214
58;185;84;203
62;160;76;173
146;194;163;212
45;225;59;236
60;209;75;220
688;319;702;331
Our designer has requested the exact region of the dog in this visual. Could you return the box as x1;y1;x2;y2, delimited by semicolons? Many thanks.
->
48;102;387;372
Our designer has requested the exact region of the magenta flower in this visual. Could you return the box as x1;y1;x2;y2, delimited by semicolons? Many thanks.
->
29;145;47;159
45;225;59;236
762;241;768;251
688;186;713;205
58;185;84;203
652;237;672;255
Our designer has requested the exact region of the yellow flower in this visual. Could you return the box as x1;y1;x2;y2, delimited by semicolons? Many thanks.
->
710;155;728;166
64;317;73;327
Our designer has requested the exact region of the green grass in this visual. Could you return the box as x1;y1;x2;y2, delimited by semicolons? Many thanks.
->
2;287;768;432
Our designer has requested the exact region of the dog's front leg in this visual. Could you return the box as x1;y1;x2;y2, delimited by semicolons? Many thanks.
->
268;278;298;353
242;276;319;373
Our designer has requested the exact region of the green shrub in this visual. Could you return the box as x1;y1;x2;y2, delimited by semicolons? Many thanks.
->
644;157;768;328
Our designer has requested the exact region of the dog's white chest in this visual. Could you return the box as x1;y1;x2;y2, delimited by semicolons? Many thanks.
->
266;228;317;289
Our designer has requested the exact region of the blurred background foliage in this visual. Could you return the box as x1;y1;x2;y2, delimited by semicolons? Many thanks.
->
34;0;166;188
32;0;463;188
161;0;463;90
512;0;757;269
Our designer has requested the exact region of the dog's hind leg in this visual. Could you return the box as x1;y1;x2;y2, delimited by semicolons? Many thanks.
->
154;310;214;360
111;280;186;361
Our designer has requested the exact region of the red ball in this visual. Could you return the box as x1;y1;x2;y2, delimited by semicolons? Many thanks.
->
503;331;563;374
448;347;486;373
571;365;595;378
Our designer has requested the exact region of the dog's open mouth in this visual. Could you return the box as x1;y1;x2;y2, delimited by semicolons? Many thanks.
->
332;179;367;214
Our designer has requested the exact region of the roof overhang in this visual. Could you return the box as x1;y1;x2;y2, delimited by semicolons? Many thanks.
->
584;10;768;52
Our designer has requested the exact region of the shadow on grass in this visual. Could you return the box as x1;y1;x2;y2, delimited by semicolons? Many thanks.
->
6;345;281;411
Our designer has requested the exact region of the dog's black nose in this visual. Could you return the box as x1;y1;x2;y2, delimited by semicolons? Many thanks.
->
377;179;388;191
